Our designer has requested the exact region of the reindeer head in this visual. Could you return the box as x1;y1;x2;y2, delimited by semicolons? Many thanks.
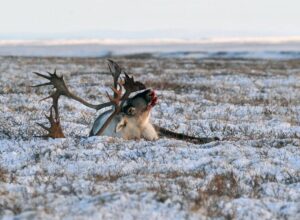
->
115;89;158;135
121;89;157;121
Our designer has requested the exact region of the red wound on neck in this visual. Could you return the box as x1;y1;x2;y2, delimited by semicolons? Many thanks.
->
150;90;158;106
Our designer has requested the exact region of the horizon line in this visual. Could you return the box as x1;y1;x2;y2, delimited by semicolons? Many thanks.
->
1;36;300;46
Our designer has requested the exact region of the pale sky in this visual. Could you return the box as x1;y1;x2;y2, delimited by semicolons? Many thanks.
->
0;0;299;38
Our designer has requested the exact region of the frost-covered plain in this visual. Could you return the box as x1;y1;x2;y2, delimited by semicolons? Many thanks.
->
1;56;300;219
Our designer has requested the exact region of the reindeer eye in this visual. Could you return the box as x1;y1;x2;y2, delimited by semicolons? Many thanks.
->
127;107;136;115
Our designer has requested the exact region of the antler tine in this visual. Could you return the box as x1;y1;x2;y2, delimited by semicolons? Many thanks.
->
121;72;146;102
33;72;51;80
107;59;122;77
36;106;65;138
106;84;123;106
107;59;122;97
46;69;57;77
38;89;60;119
32;82;52;88
36;122;50;132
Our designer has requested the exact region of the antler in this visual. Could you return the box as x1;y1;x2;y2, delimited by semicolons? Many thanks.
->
107;60;145;100
36;106;65;138
33;61;145;112
121;72;146;100
33;60;147;137
107;59;122;93
33;70;68;117
33;68;115;110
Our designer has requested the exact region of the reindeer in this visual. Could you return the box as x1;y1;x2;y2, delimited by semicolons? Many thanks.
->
33;60;219;144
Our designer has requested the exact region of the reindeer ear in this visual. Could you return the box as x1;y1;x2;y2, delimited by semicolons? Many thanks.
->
116;118;127;132
127;107;136;116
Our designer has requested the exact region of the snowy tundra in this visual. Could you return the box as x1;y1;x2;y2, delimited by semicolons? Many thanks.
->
0;56;300;219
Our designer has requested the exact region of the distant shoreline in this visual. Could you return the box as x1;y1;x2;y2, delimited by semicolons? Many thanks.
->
0;39;300;59
1;36;300;45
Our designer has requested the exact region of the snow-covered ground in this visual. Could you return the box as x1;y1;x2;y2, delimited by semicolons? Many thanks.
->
1;56;300;219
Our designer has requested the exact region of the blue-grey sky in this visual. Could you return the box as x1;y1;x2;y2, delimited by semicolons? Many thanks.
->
0;0;299;38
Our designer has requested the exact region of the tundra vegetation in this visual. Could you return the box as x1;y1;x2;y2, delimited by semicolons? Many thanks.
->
0;56;300;219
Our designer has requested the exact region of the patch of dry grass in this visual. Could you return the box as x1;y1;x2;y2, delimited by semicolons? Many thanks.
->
0;167;8;182
191;172;240;217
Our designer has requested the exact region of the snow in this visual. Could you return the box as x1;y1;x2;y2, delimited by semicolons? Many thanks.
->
1;56;300;219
